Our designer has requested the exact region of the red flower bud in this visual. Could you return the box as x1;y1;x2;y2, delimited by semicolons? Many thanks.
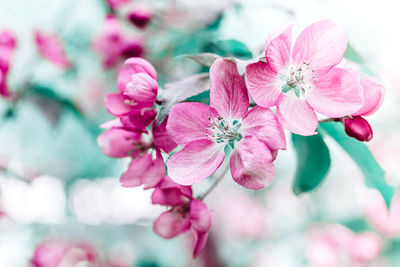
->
127;9;152;29
343;116;373;142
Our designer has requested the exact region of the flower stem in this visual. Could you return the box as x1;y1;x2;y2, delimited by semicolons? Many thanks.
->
199;166;229;201
318;118;334;123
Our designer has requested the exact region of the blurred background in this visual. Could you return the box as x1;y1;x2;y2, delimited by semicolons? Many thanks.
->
1;0;400;266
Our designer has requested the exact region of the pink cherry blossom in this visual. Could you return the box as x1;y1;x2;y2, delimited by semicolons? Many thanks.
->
245;20;363;135
98;118;176;189
93;15;144;69
166;58;286;189
366;191;400;237
31;240;98;267
127;8;152;29
152;176;211;258
34;30;71;69
308;224;382;267
104;57;158;131
342;76;384;141
0;30;17;98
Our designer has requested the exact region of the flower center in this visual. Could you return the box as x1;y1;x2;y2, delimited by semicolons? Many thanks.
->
206;117;242;148
279;62;315;98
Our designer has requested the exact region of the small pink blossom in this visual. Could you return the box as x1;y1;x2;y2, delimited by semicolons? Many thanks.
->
0;30;17;98
308;224;382;267
166;58;286;189
34;30;71;69
152;176;211;258
366;191;400;237
245;20;363;135
343;76;384;141
105;0;129;11
31;240;98;267
94;15;144;69
104;57;158;131
127;8;152;29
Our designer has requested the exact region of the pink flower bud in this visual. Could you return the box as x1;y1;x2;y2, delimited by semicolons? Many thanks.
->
344;116;373;142
127;9;152;29
120;40;144;59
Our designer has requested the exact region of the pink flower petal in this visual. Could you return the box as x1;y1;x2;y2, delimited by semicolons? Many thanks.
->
34;30;70;69
292;20;348;73
100;118;123;129
97;128;141;158
119;108;156;131
153;117;177;153
117;57;157;92
306;67;363;118
167;139;225;185
350;232;382;262
189;199;212;233
192;230;209;259
153;209;191;239
276;93;318;135
152;187;189;206
265;24;293;72
230;136;276;190
245;61;282;107
241;105;286;150
210;59;249;120
353;77;384;116
104;93;133;117
0;30;17;97
120;152;164;188
167;102;219;146
124;73;158;107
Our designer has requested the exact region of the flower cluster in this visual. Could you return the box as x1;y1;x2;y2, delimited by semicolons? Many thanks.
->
97;20;385;258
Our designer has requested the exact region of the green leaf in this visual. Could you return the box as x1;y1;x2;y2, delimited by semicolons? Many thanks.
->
344;44;364;64
291;133;331;194
319;121;394;207
207;39;252;59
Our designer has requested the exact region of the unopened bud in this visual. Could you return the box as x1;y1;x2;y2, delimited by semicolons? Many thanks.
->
127;9;152;29
343;116;373;142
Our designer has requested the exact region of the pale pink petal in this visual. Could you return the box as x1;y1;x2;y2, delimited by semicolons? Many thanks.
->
117;57;157;92
100;118;123;129
167;102;219;146
153;210;191;239
241;106;286;150
353;77;384;116
292;20;348;73
230;136;276;190
350;232;382;262
210;59;249;120
104;93;133;117
124;73;157;107
156;176;193;199
142;151;165;189
189;199;212;233
245;61;282;107
152;188;189;206
0;30;17;97
276;93;318;135
166;140;225;185
97;129;141;158
265;24;293;72
34;30;70;69
192;230;209;258
153;117;177;153
106;0;129;11
306;67;363;117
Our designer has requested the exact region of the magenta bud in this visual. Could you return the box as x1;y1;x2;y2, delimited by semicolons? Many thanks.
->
343;116;373;142
120;41;144;58
127;9;152;29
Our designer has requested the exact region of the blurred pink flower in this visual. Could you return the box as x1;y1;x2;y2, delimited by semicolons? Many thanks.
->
166;58;286;189
105;0;129;11
245;20;363;135
127;8;152;29
34;30;71;69
308;224;382;267
0;30;17;98
366;191;400;236
31;240;98;267
93;15;144;69
152;176;211;258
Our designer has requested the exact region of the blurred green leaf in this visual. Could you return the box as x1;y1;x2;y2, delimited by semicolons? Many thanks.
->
344;44;364;64
179;53;221;68
206;39;252;59
320;121;394;207
292;133;331;194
